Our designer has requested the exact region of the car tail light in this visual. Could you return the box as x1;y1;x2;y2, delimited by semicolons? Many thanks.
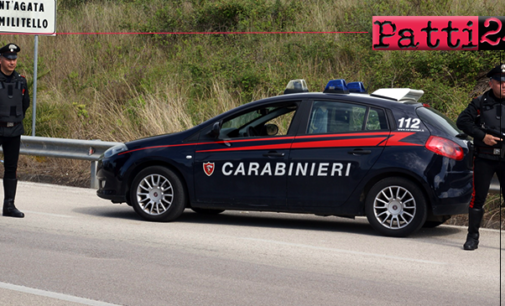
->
425;136;464;161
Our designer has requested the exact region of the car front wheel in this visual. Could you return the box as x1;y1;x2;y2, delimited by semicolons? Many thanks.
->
130;166;186;222
365;177;427;237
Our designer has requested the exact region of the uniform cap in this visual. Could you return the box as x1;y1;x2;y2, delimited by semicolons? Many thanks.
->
0;43;20;60
486;64;505;81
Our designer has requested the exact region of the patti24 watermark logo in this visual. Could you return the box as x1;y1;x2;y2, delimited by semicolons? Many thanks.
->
373;16;505;50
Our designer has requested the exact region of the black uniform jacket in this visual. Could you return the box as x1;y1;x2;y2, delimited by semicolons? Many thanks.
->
456;90;504;160
0;70;29;137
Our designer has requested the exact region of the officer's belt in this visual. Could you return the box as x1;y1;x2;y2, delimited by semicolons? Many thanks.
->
0;122;21;127
477;146;502;156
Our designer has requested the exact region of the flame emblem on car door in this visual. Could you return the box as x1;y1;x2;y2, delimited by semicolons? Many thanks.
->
203;162;215;176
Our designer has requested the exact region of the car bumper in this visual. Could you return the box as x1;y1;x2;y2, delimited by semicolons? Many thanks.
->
96;159;127;203
96;188;127;203
430;172;472;216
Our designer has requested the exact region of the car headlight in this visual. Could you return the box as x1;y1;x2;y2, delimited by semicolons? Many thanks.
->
103;144;128;158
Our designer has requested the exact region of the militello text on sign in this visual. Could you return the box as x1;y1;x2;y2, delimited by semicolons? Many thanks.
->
0;1;56;35
373;16;505;51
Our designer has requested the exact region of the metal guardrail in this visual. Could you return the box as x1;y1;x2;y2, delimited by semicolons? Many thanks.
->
0;135;501;193
1;136;121;189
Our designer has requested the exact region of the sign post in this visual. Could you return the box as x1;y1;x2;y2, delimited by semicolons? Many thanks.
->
32;35;39;136
0;0;56;136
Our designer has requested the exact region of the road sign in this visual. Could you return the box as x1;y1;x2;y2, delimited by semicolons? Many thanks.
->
0;0;56;35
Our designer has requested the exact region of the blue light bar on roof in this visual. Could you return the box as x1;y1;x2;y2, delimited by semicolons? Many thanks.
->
323;79;349;94
347;81;367;93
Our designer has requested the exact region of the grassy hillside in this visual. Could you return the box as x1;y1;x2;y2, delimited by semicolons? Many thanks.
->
10;0;503;140
3;0;505;226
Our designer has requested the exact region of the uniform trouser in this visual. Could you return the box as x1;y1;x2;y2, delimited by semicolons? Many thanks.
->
0;135;20;180
470;156;505;209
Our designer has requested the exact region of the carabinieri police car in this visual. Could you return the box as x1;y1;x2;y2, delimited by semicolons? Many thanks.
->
96;79;473;237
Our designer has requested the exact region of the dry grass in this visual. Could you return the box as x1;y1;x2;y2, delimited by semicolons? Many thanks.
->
0;156;90;187
446;195;505;229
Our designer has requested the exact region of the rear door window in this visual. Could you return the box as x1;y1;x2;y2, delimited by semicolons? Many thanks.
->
307;101;388;134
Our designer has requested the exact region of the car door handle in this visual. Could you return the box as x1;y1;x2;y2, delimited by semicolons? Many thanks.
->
263;151;285;157
348;149;372;155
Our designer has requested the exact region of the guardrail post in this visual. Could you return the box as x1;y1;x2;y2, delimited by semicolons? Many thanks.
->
90;161;98;189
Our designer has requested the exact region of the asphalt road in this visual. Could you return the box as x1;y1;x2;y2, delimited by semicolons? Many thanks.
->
0;181;504;306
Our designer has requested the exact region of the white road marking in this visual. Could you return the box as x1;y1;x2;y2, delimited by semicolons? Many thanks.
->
22;210;74;218
241;237;446;265
0;281;120;306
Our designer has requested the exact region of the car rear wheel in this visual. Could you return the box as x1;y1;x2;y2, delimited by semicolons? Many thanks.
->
365;177;427;237
191;208;225;215
130;166;186;222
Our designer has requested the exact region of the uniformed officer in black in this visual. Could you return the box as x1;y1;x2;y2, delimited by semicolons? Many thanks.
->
0;43;29;218
457;64;505;251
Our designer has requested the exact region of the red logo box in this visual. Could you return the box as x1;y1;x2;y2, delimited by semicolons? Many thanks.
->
373;16;505;50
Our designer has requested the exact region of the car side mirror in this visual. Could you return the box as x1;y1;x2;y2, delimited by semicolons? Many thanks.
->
263;124;279;136
208;121;221;139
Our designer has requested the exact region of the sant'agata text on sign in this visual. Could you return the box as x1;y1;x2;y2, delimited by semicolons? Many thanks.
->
0;1;45;12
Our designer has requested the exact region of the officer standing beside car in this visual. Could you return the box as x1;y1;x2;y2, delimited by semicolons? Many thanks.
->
0;43;29;218
457;64;505;251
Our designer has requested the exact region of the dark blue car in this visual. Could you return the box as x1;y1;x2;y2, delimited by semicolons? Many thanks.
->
97;79;473;237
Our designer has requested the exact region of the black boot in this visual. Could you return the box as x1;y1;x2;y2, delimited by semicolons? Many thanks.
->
3;178;23;218
463;208;484;251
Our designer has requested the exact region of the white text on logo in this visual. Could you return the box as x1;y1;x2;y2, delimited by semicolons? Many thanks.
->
221;162;352;177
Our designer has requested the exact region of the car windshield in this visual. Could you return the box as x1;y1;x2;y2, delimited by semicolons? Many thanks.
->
416;106;463;136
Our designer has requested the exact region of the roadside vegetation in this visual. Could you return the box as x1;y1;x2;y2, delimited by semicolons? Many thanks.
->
2;0;504;227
